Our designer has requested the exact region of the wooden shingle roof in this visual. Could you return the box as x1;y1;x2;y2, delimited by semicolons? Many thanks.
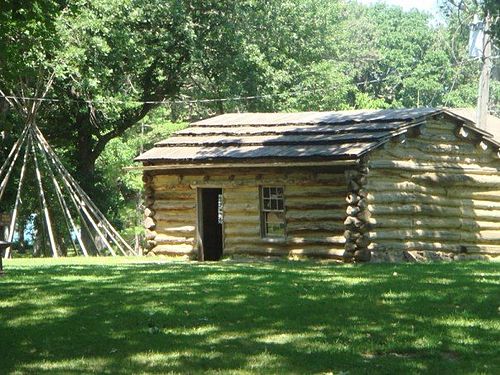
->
136;108;500;166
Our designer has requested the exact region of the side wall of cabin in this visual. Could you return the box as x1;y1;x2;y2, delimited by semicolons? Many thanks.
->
143;167;349;259
362;117;500;261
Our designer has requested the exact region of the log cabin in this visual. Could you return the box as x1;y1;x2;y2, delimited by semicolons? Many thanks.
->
135;108;500;262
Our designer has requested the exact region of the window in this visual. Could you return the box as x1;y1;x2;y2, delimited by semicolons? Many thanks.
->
260;186;285;238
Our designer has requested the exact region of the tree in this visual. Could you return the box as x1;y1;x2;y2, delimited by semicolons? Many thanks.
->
45;0;194;194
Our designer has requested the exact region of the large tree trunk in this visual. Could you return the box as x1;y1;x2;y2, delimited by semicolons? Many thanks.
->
76;117;97;194
75;118;100;255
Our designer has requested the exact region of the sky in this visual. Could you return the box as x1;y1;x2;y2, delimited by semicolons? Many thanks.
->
357;0;439;12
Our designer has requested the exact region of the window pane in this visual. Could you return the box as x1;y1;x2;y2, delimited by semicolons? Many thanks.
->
263;198;271;210
265;212;285;237
263;187;271;199
271;199;277;210
277;200;284;210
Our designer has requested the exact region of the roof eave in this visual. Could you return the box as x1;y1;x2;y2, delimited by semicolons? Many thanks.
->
126;158;360;171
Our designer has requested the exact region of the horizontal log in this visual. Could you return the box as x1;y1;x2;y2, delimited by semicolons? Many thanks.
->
153;175;182;186
368;160;500;176
368;171;500;189
287;222;345;233
154;191;195;200
154;225;195;233
288;248;345;258
417;131;473;143
288;236;346;245
223;208;259;216
286;186;347;197
223;215;260;224
380;138;496;160
224;238;287;247
155;211;196;222
153;234;195;245
382;145;497;165
225;245;289;256
223;192;259;201
152;184;193;192
369;241;500;254
155;220;195;230
365;181;500;201
368;217;500;231
225;244;345;257
367;229;500;243
366;192;500;210
223;186;259;193
224;225;260;236
286;195;346;206
287;202;346;210
367;204;500;221
150;244;195;255
150;172;347;188
286;210;346;221
154;201;196;211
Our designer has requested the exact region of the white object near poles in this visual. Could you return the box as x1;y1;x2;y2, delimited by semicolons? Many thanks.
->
475;13;492;131
469;14;484;58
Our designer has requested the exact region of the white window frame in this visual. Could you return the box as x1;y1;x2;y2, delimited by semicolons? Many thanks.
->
260;186;286;238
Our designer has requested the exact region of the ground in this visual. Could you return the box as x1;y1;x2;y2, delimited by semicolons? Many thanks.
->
0;258;498;374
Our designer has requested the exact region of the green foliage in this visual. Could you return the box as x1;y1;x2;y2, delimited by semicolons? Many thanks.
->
0;259;499;373
95;108;187;232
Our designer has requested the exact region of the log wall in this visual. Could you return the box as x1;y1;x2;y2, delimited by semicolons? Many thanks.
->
365;117;500;260
143;168;348;259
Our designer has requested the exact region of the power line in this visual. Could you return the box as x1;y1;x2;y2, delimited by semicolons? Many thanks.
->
0;58;481;107
0;72;421;107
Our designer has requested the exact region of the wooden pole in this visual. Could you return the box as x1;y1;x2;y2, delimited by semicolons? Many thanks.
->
0;126;30;203
30;131;59;258
4;136;31;258
476;12;492;130
0;125;30;181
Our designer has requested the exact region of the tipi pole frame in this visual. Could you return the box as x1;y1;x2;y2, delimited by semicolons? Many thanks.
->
32;129;117;256
32;125;133;256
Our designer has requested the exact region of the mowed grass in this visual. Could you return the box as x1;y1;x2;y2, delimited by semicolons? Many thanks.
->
0;258;499;374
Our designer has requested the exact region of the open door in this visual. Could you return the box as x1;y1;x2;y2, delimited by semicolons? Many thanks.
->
198;188;223;261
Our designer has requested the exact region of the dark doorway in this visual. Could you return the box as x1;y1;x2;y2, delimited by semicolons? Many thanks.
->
199;188;223;261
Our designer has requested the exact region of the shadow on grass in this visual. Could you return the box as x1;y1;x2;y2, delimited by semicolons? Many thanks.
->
0;260;499;374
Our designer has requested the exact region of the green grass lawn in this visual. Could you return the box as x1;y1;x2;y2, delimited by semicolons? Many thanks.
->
0;258;499;374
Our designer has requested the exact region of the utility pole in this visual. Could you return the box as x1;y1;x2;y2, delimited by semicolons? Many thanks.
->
476;12;492;130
